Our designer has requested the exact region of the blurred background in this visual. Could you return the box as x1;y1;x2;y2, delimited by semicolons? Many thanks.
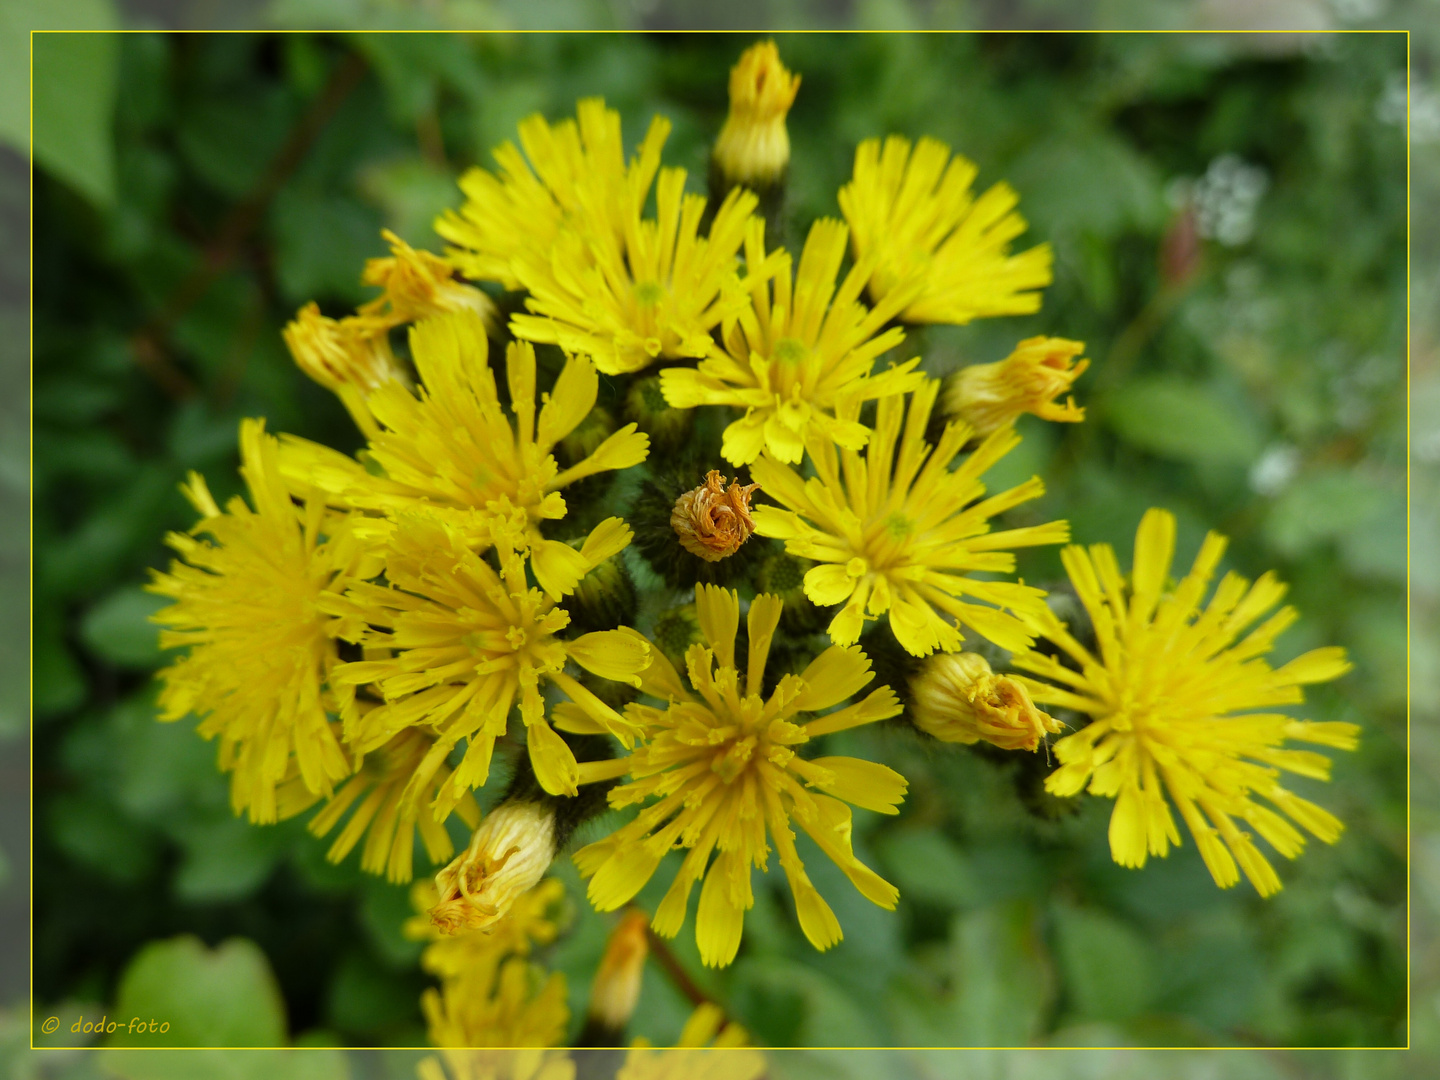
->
3;1;1436;1076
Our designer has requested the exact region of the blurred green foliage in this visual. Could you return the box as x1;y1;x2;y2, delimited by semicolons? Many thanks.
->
28;25;1407;1059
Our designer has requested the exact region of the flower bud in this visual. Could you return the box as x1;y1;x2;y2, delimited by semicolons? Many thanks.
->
944;336;1088;438
909;652;1062;752
430;801;558;935
626;375;692;450
361;229;497;331
671;470;759;562
712;41;800;190
566;552;637;634
586;910;649;1036
282;302;405;395
560;405;617;464
652;603;701;663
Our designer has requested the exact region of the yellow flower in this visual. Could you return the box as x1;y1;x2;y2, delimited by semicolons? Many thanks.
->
422;956;570;1049
1012;508;1358;896
944;336;1088;437
909;651;1063;751
750;379;1069;657
148;418;374;825
621;1003;764;1080
407;877;566;982
282;303;407;436
436;97;670;291
510;170;760;376
277;309;649;597
328;513;648;803
360;229;497;330
838;134;1053;325
430;801;559;935
712;40;801;188
585;910;650;1034
283;727;482;884
572;585;906;968
660;218;926;465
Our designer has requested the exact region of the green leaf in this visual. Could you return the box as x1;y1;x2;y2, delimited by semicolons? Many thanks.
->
30;23;121;206
1265;467;1393;559
110;936;287;1047
359;878;424;967
1052;904;1156;1023
356;157;460;246
49;791;159;883
170;813;289;903
1104;377;1264;465
875;829;981;909
270;188;385;305
80;585;169;668
947;900;1053;1044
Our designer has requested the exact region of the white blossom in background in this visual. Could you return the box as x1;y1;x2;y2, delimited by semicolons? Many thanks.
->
1250;444;1301;496
1328;0;1387;22
1185;154;1270;247
1376;72;1440;145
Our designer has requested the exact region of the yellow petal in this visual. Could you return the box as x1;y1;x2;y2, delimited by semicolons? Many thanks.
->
806;756;907;815
567;630;650;685
793;645;873;712
695;583;740;670
587;842;664;911
536;351;599;450
804;563;859;607
532;538;592;600
721;413;768;466
696;855;747;968
527;719;579;797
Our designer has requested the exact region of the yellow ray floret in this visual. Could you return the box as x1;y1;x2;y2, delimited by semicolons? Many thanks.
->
750;379;1068;657
571;585;906;968
661;217;926;465
278;309;649;597
437;97;670;291
422;955;570;1050
148;418;378;825
510;169;761;375
326;513;648;810
1012;508;1358;896
838;134;1053;325
277;727;482;884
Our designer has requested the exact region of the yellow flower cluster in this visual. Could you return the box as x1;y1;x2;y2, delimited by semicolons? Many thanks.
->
150;43;1359;1056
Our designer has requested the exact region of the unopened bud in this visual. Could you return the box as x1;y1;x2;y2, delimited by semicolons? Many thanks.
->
361;229;497;330
626;375;692;449
944;336;1088;438
587;911;649;1034
567;552;637;633
283;302;405;395
712;41;800;189
560;405;617;464
909;652;1062;752
671;470;759;562
652;604;701;663
430;801;558;935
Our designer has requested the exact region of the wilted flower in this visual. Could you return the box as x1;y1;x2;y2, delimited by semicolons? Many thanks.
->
944;336;1088;437
671;470;760;562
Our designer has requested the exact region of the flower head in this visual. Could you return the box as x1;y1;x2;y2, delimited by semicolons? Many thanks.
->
945;336;1088;437
838;134;1052;325
436;98;670;291
671;470;760;562
148;418;372;824
586;910;650;1034
620;1003;763;1080
712;40;801;188
1013;508;1358;896
431;801;559;935
751;379;1069;657
329;513;649;803
909;651;1062;751
360;229;497;329
574;585;906;968
509;170;761;376
286;727;482;883
422;956;570;1050
661;218;926;465
408;877;566;981
278;309;649;595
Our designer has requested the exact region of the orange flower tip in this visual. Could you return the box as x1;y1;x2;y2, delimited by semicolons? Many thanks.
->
671;470;761;562
586;910;651;1031
944;336;1089;437
429;801;557;935
713;40;800;187
361;230;498;332
909;651;1062;752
